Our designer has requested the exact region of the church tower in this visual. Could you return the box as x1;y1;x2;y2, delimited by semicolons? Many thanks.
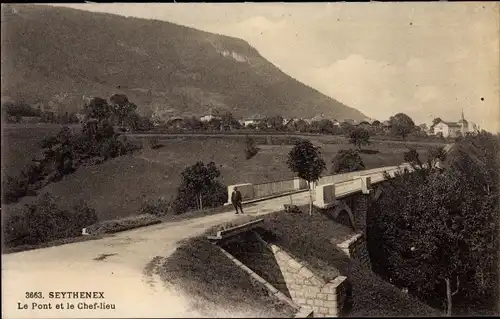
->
458;108;469;135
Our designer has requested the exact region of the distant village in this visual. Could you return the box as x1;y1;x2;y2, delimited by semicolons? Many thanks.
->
150;109;480;138
2;96;480;138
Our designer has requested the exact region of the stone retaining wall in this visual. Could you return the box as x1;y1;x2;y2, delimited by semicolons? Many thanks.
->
254;233;348;317
337;233;371;269
216;244;301;312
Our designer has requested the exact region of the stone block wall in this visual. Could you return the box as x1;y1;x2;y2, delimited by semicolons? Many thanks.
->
353;194;369;233
254;234;348;317
337;233;371;269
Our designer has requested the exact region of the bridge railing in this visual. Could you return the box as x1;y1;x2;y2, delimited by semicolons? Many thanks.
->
225;162;415;205
314;164;415;208
253;179;298;199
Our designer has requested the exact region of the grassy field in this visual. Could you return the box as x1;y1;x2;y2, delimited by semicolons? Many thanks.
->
2;125;446;222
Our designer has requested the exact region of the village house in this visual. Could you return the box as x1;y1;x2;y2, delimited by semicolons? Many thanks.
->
433;121;462;138
200;114;219;122
242;114;266;127
166;116;186;129
433;110;476;138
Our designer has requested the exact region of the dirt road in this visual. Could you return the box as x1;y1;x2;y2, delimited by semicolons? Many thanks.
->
2;192;312;318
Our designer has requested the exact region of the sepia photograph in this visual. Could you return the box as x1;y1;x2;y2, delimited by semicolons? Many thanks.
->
1;2;499;318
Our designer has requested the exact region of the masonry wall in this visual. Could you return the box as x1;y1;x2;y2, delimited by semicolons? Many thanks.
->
353;194;369;234
337;233;372;269
265;242;348;317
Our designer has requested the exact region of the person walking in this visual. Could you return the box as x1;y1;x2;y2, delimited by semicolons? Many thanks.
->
231;187;244;214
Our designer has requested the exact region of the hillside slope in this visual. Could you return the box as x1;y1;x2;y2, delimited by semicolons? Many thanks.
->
1;4;367;120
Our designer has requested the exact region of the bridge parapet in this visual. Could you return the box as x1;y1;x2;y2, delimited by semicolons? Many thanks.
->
225;163;415;205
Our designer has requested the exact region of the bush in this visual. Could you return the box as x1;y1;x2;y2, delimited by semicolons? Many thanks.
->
85;214;161;235
348;128;371;150
173;180;227;214
172;162;228;214
140;197;173;217
403;148;421;166
331;149;365;173
1;175;28;204
244;135;259;159
3;193;98;248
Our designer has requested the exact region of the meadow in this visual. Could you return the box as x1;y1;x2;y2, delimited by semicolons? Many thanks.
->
2;125;445;221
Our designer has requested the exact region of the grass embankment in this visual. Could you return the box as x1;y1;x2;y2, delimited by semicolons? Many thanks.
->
149;236;297;318
159;207;441;317
1;234;105;254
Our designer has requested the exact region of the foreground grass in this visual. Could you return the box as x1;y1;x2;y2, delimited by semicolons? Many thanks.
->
151;236;296;317
2;234;105;254
86;214;162;235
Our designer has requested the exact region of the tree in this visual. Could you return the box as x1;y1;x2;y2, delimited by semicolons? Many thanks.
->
206;118;222;131
109;94;138;127
83;97;112;121
348;128;371;150
389;113;415;140
426;146;447;168
174;161;226;213
244;135;259;160
293;119;309;133
331;149;365;173
404;148;422;167
185;116;203;131
367;132;499;316
220;112;240;131
257;120;268;131
317;119;335;134
286;140;326;215
266;115;284;131
340;122;354;135
370;120;382;134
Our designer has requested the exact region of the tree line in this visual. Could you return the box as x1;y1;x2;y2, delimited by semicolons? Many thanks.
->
1;100;80;124
2;95;146;205
367;131;499;316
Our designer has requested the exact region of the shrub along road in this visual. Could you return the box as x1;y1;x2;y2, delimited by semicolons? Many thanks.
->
2;164;418;318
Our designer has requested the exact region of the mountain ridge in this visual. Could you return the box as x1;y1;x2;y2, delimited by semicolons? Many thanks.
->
1;4;367;121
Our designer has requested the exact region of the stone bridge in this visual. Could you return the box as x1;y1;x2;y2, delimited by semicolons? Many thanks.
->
226;163;415;229
224;162;421;272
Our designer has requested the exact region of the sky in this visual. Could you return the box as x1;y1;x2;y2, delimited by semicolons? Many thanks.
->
47;3;499;132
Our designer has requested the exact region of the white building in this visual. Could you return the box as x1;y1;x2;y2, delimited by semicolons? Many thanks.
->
242;114;266;127
200;114;219;122
433;121;462;138
433;110;474;138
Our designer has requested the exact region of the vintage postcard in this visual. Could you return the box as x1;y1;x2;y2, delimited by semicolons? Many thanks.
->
1;2;499;318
